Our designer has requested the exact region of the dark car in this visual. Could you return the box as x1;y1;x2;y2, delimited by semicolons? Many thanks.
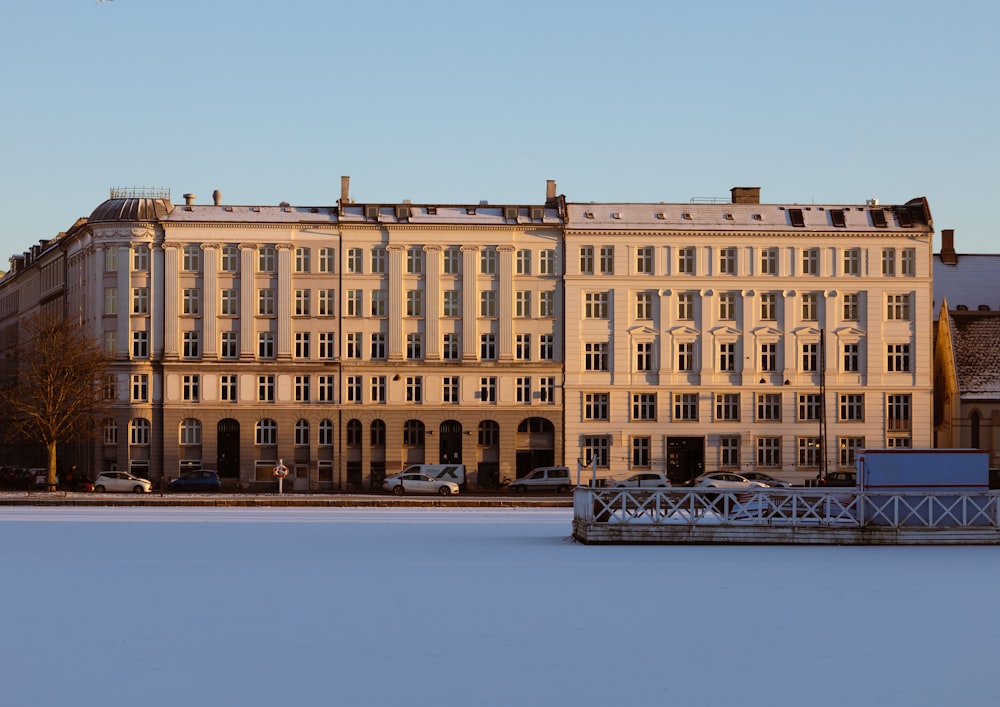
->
819;471;857;487
169;470;222;492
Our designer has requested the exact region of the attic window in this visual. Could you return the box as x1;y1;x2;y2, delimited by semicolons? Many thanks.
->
956;305;969;310
654;212;665;219
682;212;692;220
752;213;762;221
364;205;379;219
530;207;544;221
504;207;517;220
724;213;734;221
225;206;234;212
830;209;846;228
978;304;991;311
584;211;595;219
310;208;318;213
611;212;622;219
395;205;411;220
895;208;913;228
788;208;805;227
426;207;437;215
251;207;260;213
466;207;476;215
870;209;888;228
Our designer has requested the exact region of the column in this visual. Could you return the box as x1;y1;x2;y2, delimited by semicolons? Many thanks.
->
277;244;293;360
386;245;404;360
461;246;478;359
161;244;179;359
424;245;441;359
239;245;256;358
202;244;218;358
497;245;514;361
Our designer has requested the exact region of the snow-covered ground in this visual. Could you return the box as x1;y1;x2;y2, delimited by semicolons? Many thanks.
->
2;506;998;707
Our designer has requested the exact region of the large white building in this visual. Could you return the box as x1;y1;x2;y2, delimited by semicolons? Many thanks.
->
0;183;934;488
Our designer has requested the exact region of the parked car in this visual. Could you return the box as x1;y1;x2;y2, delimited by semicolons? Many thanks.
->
93;471;152;494
382;472;459;496
31;469;57;488
168;470;222;492
508;466;572;493
688;472;768;490
741;472;793;488
610;473;672;489
819;471;857;487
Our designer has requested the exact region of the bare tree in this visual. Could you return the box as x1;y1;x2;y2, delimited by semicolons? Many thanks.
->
0;311;111;491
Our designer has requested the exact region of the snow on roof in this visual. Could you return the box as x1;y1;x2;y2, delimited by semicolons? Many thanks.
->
948;311;1000;398
934;254;1000;318
163;204;338;224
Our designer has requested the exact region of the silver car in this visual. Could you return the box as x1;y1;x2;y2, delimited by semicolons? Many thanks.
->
509;466;572;493
382;472;459;496
689;472;768;490
610;473;672;488
93;471;152;494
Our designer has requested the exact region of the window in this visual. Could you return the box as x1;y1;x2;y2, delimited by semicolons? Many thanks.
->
584;393;609;421
346;376;362;403
881;248;896;276
294;289;310;316
585;292;609;319
346;290;362;317
316;332;334;360
258;332;275;359
843;248;860;276
901;248;916;276
718;293;736;320
719;247;737;274
179;245;199;273
103;374;117;400
370;376;386;404
443;290;460;318
635;292;653;320
103;419;118;445
631;437;651;468
370;332;386;359
220;245;238;272
760;247;777;275
371;247;386;274
760;293;777;321
539;376;555;404
221;289;238;316
480;290;496;318
515;291;531;318
757;393;781;421
516;376;531;404
839;437;864;467
132;246;148;272
442;333;459;360
719;342;736;371
182;331;200;359
798;438;821;468
133;287;149;315
220;375;237;402
480;247;497;275
843;293;859;321
130;419;150;446
256;419;277;446
406;247;424;274
478;421;499;447
318;375;334;403
318;290;334;317
480;376;497;403
678;247;695;274
104;287;117;316
443;376;459;404
258;375;275;402
843;343;860;372
760;343;777;372
677;342;696;371
132;331;148;358
345;332;360;359
887;294;911;321
798;394;822;421
632;393;657;421
580;246;594;274
295;375;310;402
131;375;148;402
636;246;654;274
443;247;460;274
294;420;309;446
584;342;609;371
757;438;781;468
677;293;695;320
369;289;386;317
801;293;818;321
346;419;362;447
319;247;335;273
319;420;334;447
539;334;554;361
635;342;653;371
406;289;423;317
674;393;698;421
516;249;531;275
539;249;556;275
295;247;310;273
182;375;200;402
258;289;275;316
720;436;740;469
295;331;309;358
715;393;740;421
599;246;614;274
405;376;422;403
582;437;610;468
839;394;864;421
403;420;424;446
802;342;819;372
480;333;496;360
515;334;531;361
221;331;238;359
802;248;819;275
887;394;911;431
406;333;423;360
539;291;555;318
887;344;911;372
347;248;363;273
258;246;276;273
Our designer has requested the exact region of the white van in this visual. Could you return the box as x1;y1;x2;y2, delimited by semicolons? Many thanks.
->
399;464;466;486
509;466;572;493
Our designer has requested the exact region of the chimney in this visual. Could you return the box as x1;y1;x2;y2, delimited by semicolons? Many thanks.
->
340;176;350;205
730;187;760;204
546;179;557;201
940;228;957;265
183;193;196;206
212;190;222;206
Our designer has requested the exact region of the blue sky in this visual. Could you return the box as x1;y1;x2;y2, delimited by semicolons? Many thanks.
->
1;0;996;259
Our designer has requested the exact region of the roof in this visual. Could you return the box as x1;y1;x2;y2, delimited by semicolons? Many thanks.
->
934;254;1000;318
947;311;1000;399
89;197;174;222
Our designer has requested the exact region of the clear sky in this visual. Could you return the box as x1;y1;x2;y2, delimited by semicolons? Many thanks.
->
1;0;996;261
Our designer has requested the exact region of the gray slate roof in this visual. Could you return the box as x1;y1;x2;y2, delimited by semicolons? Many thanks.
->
934;254;1000;317
948;311;1000;400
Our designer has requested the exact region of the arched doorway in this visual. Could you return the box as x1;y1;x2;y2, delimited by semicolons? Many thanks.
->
439;420;462;463
217;419;240;479
516;417;555;478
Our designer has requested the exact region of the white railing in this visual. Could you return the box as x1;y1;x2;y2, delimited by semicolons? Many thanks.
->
574;488;998;529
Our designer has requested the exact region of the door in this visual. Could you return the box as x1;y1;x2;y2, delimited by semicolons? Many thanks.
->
667;437;705;485
217;419;240;479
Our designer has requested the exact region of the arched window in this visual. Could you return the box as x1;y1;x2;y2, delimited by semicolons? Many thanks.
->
346;419;362;447
295;420;309;446
971;411;982;449
180;419;202;445
256;419;277;446
403;419;425;446
478;420;499;447
318;419;333;447
130;418;150;446
371;419;386;447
